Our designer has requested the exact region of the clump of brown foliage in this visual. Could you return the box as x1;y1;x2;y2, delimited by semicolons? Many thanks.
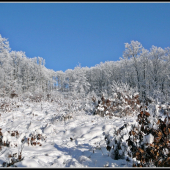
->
130;108;170;167
101;93;170;167
92;91;147;118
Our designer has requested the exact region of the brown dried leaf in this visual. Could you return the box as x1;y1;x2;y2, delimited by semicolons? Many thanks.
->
138;147;144;154
145;112;150;117
168;128;170;134
158;160;162;166
158;131;162;137
157;119;160;125
131;131;136;136
140;111;144;115
150;143;154;147
150;149;154;155
136;152;140;156
154;137;161;143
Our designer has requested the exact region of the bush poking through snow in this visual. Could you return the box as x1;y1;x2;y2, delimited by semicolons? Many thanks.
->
2;151;24;167
101;99;170;167
93;91;142;118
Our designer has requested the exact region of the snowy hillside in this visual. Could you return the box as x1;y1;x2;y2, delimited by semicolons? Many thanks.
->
0;89;169;168
0;96;137;168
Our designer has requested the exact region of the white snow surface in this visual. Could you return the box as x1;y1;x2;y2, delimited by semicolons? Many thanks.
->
143;133;154;144
0;99;137;168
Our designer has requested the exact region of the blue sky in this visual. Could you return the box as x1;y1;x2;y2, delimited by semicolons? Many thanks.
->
0;2;170;71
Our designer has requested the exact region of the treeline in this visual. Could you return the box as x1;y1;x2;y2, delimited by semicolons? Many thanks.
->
0;34;56;97
56;41;170;102
0;34;170;102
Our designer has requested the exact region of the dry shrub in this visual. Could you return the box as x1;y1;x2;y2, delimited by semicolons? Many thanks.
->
25;132;46;146
128;108;170;167
102;100;170;167
93;92;144;118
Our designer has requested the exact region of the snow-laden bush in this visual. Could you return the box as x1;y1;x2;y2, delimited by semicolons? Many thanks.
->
93;90;141;118
102;100;170;167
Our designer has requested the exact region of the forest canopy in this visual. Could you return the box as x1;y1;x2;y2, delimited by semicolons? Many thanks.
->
0;34;170;103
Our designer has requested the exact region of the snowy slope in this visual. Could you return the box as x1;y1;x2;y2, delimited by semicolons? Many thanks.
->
0;98;137;167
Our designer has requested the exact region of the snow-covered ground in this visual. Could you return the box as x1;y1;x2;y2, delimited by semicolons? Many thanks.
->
0;98;138;167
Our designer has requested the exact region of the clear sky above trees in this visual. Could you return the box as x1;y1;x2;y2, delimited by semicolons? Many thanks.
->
0;2;170;71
